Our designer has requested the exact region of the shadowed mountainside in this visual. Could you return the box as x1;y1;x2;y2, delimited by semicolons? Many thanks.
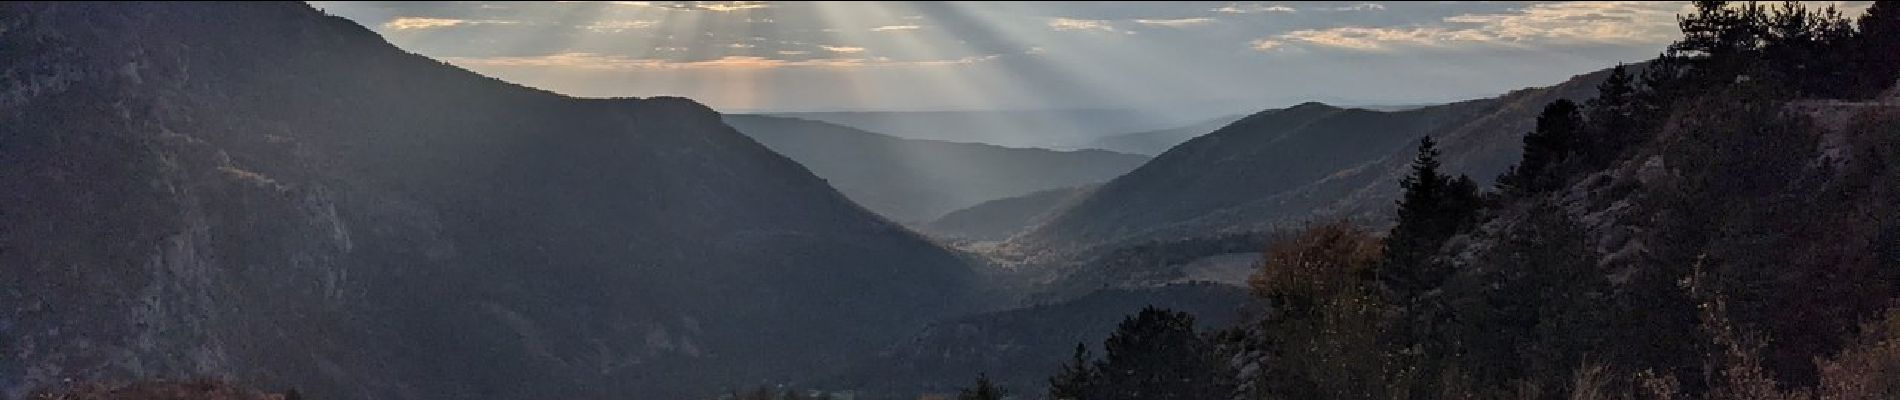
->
0;2;979;398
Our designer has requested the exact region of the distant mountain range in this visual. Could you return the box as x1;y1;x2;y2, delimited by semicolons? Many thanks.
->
724;115;1147;224
764;109;1213;149
1084;115;1247;155
837;70;1619;397
919;185;1097;242
1009;67;1617;272
0;3;978;399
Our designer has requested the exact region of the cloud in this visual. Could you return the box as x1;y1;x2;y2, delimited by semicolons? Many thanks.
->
821;45;867;53
1252;1;1687;52
727;43;755;48
1249;38;1287;51
1133;18;1215;28
580;20;658;33
383;17;517;30
1048;18;1117;32
1270;27;1482;51
1438;1;1686;43
1320;3;1386;12
443;53;999;70
777;50;810;55
696;1;769;12
1212;3;1297;14
870;25;922;32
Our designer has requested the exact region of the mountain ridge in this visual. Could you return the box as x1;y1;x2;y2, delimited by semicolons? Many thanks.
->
0;3;978;398
1008;67;1618;265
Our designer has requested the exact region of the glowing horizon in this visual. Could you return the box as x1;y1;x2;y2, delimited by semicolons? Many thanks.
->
309;1;1872;114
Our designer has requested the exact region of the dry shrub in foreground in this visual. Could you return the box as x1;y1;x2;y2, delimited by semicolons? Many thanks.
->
1565;267;1900;400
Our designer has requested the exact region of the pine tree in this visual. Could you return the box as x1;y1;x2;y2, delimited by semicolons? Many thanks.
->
1857;0;1900;98
1379;137;1481;300
1442;203;1611;389
1635;51;1685;129
1586;64;1642;164
1670;1;1771;86
1500;100;1585;195
957;374;1004;400
1093;307;1233;400
1812;5;1860;98
1048;343;1098;400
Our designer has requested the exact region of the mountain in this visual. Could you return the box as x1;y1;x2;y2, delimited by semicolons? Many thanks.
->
1009;68;1618;263
919;185;1095;242
0;3;978;399
1085;115;1246;155
762;110;1209;149
723;115;1147;224
820;283;1253;398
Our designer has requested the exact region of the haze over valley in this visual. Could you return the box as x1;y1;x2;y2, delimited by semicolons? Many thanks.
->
5;2;1899;400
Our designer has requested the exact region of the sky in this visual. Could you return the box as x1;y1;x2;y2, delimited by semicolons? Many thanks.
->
308;1;1872;115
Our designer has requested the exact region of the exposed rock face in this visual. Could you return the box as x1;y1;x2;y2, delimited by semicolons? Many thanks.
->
0;2;977;399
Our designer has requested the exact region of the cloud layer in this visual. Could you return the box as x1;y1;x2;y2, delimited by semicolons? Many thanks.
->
307;1;1846;112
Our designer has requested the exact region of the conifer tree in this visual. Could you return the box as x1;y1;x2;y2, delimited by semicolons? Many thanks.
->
1858;0;1900;98
1443;203;1610;389
1500;100;1585;195
1048;343;1098;400
1093;307;1232;400
1379;137;1481;300
1586;64;1642;164
957;375;1003;400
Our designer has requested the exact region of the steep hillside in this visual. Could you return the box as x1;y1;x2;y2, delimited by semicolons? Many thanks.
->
1428;95;1900;389
1216;3;1900;394
1011;69;1616;263
1085;114;1246;155
0;3;977;399
724;115;1146;224
920;185;1096;242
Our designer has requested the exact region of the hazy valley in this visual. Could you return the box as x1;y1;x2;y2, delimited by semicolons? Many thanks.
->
6;2;1900;400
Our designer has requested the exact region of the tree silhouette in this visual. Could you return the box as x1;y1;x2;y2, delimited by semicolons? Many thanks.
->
1500;99;1586;195
957;374;1004;400
1586;64;1642;165
1048;343;1098;400
1858;0;1900;98
1091;307;1233;400
1379;136;1481;301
